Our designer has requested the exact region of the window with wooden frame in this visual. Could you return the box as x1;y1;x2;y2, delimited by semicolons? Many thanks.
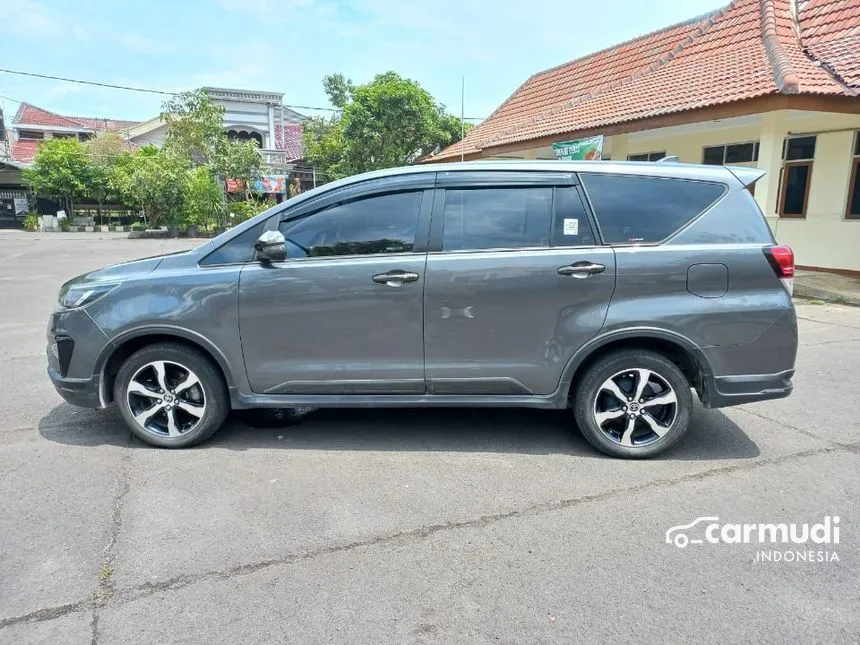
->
846;132;860;220
779;136;816;218
627;151;666;162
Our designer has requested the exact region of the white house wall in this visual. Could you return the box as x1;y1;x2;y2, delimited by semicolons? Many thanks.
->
129;123;168;148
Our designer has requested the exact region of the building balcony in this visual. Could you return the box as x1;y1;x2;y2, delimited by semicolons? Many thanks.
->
260;149;297;171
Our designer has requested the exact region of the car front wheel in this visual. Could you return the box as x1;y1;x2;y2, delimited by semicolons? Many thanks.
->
573;349;692;458
114;343;229;448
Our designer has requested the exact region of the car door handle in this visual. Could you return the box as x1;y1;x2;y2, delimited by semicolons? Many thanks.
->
372;270;420;286
557;261;606;278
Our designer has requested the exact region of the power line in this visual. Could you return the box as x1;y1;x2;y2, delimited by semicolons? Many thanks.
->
0;93;24;106
0;68;487;120
0;68;173;96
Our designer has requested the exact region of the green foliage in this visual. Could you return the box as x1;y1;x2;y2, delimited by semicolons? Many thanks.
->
23;213;40;232
131;221;145;231
85;132;130;217
124;146;186;228
162;89;261;182
227;198;275;225
216;139;262;185
181;167;224;228
162;89;226;167
59;217;71;232
23;138;92;215
303;71;471;181
302;115;350;180
322;73;354;109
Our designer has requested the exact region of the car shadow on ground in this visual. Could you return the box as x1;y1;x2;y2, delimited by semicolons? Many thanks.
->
37;400;760;461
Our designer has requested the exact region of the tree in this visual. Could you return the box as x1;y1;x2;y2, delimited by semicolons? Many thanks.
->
23;138;92;217
85;132;129;222
123;146;186;228
302;115;351;180
181;167;223;229
303;71;470;181
322;73;354;109
161;89;226;167
216;139;262;199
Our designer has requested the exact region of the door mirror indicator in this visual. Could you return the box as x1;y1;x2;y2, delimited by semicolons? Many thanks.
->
254;230;287;263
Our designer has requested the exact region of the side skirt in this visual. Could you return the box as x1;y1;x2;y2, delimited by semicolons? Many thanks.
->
230;390;568;410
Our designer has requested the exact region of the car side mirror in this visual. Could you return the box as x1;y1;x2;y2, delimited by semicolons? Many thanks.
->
254;230;287;263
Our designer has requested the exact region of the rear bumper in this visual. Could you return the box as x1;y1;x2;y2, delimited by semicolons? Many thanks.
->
705;369;794;408
48;366;102;408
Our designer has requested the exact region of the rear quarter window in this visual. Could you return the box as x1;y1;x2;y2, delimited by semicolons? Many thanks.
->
580;174;725;244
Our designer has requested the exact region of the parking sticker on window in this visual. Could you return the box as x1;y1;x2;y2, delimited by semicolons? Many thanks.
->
563;218;579;236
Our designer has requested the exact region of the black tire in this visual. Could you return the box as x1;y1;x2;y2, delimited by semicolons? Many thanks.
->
573;349;692;459
113;342;229;448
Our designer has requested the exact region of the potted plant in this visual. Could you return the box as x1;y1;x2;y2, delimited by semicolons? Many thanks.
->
23;213;40;232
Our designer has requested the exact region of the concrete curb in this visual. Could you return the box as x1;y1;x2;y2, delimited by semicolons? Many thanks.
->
794;282;860;307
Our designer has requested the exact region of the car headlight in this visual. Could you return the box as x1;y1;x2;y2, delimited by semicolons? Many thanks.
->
58;281;121;309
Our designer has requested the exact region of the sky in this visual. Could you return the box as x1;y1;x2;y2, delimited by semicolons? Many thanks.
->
1;0;727;127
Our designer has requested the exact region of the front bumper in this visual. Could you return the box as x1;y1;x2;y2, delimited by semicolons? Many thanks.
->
48;366;102;408
46;307;110;408
705;369;794;408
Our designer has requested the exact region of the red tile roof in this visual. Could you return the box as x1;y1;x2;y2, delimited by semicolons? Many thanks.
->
274;122;303;161
10;103;142;163
13;103;140;133
430;0;860;160
10;139;40;164
799;0;860;86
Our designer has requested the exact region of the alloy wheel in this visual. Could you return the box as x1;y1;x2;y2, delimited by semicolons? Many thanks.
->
126;360;207;438
592;368;678;447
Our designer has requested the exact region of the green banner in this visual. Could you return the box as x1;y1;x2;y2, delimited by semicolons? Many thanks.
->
552;135;604;161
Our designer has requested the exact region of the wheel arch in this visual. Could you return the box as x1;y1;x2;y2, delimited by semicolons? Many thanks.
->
561;328;715;404
96;326;234;404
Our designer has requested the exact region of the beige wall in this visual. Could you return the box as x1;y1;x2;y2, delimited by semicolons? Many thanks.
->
512;110;860;272
762;113;860;271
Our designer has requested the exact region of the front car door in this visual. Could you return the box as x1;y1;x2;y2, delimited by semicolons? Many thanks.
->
238;174;433;394
423;170;616;396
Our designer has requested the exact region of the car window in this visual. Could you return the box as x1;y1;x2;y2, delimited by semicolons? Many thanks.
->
199;221;266;265
552;187;597;247
280;191;422;258
580;174;725;244
441;187;552;251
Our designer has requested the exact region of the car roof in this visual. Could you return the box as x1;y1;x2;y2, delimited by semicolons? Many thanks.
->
293;160;746;205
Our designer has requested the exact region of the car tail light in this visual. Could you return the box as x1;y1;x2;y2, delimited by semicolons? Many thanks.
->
764;245;794;294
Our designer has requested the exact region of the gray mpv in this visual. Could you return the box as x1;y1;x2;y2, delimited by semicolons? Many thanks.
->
47;161;797;458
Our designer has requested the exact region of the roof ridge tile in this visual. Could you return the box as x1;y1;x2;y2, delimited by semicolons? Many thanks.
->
760;0;801;92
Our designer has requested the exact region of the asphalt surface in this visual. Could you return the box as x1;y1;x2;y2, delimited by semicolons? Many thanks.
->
0;231;857;644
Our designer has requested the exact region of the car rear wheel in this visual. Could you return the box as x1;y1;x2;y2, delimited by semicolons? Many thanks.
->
573;349;692;458
114;343;229;448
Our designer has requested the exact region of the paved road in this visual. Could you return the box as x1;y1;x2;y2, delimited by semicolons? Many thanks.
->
0;232;857;644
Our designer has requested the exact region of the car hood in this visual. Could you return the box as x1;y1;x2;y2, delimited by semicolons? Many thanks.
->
60;251;189;289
